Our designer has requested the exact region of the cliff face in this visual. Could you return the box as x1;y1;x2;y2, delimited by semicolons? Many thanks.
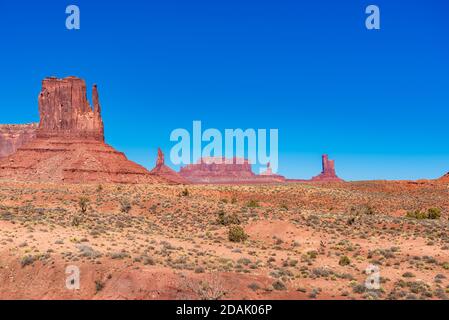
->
37;77;104;140
0;77;175;184
0;123;38;158
311;155;344;182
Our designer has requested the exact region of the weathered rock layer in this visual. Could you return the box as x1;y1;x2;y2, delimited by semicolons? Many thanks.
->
0;123;38;158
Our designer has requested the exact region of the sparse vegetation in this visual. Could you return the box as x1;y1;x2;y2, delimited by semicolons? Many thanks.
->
246;199;259;208
0;180;448;300
119;199;132;213
228;225;248;242
78;197;89;213
339;256;351;266
217;210;240;226
406;208;441;220
95;280;105;293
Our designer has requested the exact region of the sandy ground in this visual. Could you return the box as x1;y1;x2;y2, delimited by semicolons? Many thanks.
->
0;180;448;300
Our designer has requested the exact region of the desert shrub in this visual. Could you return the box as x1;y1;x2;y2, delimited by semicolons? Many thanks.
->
78;197;89;213
194;267;205;274
228;225;248;242
71;215;82;227
349;204;375;216
248;282;261;291
21;255;35;267
272;280;287;291
110;251;129;259
402;272;415;278
190;274;226;300
339;256;351;266
181;188;189;197
307;250;318;259
406;208;441;220
120;199;131;213
76;244;101;258
246;200;259;208
95;280;104;293
142;256;155;266
427;208;441;219
406;210;427;219
352;284;366;294
217;210;240;226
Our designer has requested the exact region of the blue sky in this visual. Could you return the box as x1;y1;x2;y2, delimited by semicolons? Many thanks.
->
0;0;448;180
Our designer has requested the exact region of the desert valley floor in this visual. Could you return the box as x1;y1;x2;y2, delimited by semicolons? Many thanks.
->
0;180;448;300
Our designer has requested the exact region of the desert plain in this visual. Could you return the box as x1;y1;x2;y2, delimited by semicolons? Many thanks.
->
0;179;448;300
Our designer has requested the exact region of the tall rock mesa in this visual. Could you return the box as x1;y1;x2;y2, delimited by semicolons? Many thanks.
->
37;77;104;140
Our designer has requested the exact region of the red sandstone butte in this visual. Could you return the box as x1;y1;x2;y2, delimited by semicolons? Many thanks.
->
0;123;38;158
150;148;190;184
311;154;344;182
179;157;285;184
0;77;174;184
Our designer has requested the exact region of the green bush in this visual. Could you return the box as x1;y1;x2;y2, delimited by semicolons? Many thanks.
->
246;200;259;208
427;208;441;220
349;204;375;216
339;256;351;266
78;197;89;213
21;255;35;268
272;280;287;291
406;208;441;220
120;199;131;213
228;225;248;242
217;210;240;226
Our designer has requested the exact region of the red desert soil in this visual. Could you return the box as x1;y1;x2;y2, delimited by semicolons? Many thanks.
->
0;180;448;300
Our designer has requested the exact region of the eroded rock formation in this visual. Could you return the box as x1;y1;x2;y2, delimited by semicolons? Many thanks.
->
150;148;189;184
311;154;344;182
37;77;104;140
179;157;285;184
0;77;176;184
0;123;38;158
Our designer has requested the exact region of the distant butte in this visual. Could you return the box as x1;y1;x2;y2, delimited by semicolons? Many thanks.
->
0;77;177;184
150;148;190;184
311;154;344;182
179;157;286;184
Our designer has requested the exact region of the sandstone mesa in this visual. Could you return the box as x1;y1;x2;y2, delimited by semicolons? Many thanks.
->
179;157;286;184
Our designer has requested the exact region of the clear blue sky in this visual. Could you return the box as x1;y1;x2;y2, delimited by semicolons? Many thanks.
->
0;0;448;180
